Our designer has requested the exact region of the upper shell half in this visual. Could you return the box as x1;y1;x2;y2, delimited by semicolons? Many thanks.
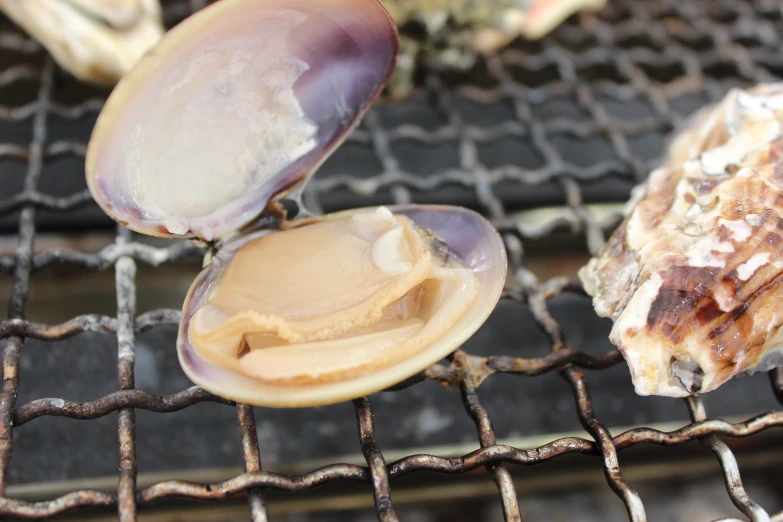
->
178;205;507;407
86;0;399;241
579;83;783;397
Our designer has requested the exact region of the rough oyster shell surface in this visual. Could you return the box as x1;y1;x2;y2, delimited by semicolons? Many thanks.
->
579;84;783;397
382;0;606;98
385;0;605;44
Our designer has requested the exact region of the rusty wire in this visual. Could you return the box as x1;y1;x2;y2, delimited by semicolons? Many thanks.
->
0;0;781;520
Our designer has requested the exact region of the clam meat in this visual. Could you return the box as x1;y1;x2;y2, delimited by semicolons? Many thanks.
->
85;0;507;407
182;204;506;406
579;84;783;397
0;0;164;87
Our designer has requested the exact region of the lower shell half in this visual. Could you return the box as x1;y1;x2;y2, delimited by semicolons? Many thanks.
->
177;204;507;407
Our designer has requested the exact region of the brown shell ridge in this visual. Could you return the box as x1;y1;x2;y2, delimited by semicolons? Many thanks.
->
580;83;783;396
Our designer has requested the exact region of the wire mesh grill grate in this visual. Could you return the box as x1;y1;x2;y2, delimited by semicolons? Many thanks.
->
0;0;782;520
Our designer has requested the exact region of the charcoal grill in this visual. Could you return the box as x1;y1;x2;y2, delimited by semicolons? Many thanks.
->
0;0;781;521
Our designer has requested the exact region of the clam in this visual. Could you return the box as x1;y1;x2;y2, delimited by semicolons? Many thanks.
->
579;84;783;397
85;0;507;407
0;0;164;87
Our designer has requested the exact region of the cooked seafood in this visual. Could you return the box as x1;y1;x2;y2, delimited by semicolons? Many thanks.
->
0;0;163;86
580;84;783;397
384;0;607;98
85;0;507;407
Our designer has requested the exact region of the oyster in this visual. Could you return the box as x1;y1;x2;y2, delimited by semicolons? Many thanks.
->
580;84;783;397
0;0;164;87
383;0;607;98
85;0;507;407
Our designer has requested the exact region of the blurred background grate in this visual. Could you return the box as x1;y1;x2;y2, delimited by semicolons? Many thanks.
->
0;0;780;520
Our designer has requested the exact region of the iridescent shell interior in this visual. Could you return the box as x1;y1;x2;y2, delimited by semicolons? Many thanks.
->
84;0;508;407
178;205;506;407
86;0;399;240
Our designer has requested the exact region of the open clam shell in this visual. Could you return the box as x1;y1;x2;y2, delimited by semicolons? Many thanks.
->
86;0;398;241
177;205;507;407
85;0;508;407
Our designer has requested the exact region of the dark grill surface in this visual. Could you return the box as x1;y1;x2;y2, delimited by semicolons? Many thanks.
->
0;0;782;521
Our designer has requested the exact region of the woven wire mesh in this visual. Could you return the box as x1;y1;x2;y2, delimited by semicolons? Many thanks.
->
0;0;782;520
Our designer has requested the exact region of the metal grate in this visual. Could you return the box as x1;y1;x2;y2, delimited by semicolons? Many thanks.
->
0;0;782;520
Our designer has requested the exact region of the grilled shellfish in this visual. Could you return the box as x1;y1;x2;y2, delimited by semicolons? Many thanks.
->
85;0;507;407
0;0;164;87
580;84;783;397
383;0;607;98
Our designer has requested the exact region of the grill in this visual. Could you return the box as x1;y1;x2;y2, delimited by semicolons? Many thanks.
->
0;0;782;521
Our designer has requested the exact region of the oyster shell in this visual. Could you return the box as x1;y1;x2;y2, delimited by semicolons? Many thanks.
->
579;84;783;397
85;0;508;407
385;0;606;48
383;0;607;98
0;0;164;87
